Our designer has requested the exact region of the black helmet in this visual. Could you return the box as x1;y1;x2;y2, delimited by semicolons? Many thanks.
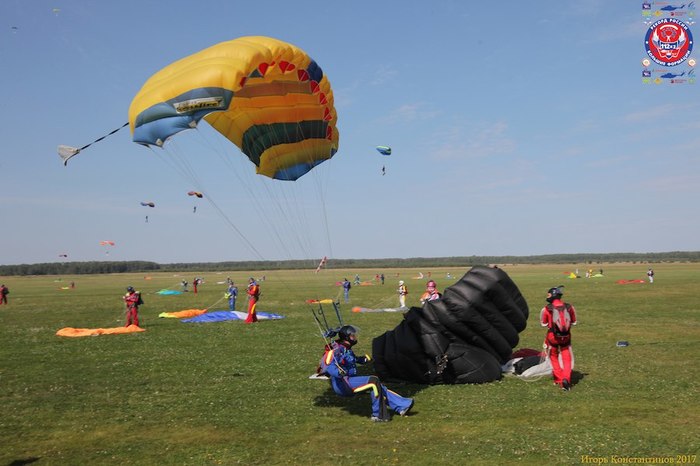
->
126;286;135;292
546;286;564;303
338;325;359;346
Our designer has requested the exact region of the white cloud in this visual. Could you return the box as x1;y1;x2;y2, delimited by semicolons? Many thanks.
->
368;64;398;86
383;102;440;124
431;120;516;160
646;174;700;193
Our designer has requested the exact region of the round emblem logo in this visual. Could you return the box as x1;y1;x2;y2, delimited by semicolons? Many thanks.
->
644;18;694;66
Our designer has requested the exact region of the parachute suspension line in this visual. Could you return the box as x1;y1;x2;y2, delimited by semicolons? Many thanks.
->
189;129;301;261
191;124;326;264
293;119;335;264
156;139;323;316
331;301;344;327
204;294;226;311
149;132;312;306
58;122;129;165
368;293;399;310
312;301;343;337
147;143;269;262
311;308;331;345
311;161;334;261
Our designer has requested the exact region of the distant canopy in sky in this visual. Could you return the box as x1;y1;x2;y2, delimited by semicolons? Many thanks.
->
187;191;203;198
128;36;339;181
376;145;391;155
140;201;155;207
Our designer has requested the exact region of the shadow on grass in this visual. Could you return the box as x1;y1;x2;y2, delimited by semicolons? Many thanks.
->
8;458;41;466
571;370;586;387
312;378;430;419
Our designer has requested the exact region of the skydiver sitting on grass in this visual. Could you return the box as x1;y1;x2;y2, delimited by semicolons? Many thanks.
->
317;325;414;422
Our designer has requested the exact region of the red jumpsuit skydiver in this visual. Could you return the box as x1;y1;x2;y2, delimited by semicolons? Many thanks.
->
123;287;140;327
540;287;577;390
245;278;259;323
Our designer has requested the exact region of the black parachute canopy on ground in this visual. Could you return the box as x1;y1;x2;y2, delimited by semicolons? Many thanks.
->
372;265;529;384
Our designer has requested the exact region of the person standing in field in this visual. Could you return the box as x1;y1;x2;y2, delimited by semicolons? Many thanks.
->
245;277;260;323
123;286;142;327
540;286;577;391
647;268;654;283
342;278;352;303
0;284;9;305
420;280;441;305
226;281;238;311
397;280;408;308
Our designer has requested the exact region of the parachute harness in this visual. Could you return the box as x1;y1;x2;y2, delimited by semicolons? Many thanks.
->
311;301;348;376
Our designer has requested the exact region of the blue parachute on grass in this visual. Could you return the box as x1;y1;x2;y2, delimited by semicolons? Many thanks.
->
181;310;285;323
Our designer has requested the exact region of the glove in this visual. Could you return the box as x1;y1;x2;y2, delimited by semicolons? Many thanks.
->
358;354;372;364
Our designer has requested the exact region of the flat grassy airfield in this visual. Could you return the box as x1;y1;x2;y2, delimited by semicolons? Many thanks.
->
1;262;698;465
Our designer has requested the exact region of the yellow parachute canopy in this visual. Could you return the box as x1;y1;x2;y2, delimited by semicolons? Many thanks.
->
129;36;339;181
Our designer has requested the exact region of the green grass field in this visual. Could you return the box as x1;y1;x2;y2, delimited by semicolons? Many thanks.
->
1;263;698;465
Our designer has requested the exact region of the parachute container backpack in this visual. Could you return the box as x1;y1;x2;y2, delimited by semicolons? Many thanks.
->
372;266;529;384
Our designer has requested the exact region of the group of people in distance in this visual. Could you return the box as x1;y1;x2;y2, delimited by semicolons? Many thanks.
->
323;277;581;420
118;270;580;423
121;277;262;328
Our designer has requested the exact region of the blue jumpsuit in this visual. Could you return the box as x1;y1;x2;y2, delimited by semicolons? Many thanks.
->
319;341;414;420
227;285;238;311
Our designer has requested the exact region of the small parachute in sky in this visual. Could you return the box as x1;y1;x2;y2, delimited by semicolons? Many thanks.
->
99;240;115;255
376;146;392;156
187;191;204;198
58;253;68;258
376;146;391;175
315;256;328;273
140;201;155;208
372;266;529;385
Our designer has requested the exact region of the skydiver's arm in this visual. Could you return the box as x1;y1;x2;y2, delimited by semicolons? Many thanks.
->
356;354;372;364
568;304;577;325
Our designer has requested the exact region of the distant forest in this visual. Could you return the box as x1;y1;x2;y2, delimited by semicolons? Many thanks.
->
1;251;698;276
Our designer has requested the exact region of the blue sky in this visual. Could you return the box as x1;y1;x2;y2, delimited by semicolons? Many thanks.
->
1;1;698;265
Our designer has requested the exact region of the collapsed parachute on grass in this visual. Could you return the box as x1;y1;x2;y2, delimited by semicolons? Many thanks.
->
181;310;285;323
57;325;144;337
129;36;339;181
372;266;529;384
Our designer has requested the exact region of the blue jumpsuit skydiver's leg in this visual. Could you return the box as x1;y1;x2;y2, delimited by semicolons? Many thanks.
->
383;387;413;415
332;376;413;418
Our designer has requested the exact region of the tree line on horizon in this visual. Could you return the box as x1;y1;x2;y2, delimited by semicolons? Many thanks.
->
1;251;698;276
